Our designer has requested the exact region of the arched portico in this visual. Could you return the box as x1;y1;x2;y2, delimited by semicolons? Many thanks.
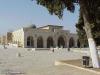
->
37;36;43;48
47;37;54;48
27;36;34;47
69;37;75;48
58;36;65;48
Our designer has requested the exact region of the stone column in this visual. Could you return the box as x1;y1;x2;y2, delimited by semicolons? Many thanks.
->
44;39;47;48
74;39;77;48
54;38;57;48
64;37;68;48
34;38;37;48
67;39;69;48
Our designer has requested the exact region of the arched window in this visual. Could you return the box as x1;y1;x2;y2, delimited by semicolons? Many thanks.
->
69;37;75;48
37;36;43;48
58;36;65;48
47;37;54;48
27;36;34;47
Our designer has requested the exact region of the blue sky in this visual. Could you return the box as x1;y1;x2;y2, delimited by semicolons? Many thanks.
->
0;0;79;35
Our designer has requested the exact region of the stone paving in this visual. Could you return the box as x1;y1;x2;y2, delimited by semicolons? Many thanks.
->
0;46;99;75
56;59;100;73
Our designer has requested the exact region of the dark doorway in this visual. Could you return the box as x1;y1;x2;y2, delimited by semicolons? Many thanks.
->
47;37;54;48
58;36;65;48
77;39;81;48
37;36;43;48
27;36;34;47
69;37;75;48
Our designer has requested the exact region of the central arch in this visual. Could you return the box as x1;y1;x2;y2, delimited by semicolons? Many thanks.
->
37;36;43;48
27;36;34;47
58;36;65;48
69;37;75;48
47;37;54;48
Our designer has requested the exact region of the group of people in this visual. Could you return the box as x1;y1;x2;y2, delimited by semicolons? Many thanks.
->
50;47;70;52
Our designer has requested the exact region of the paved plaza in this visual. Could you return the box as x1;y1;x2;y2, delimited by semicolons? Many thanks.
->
0;46;99;75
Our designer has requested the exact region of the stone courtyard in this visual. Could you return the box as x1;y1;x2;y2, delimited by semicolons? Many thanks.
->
0;46;99;75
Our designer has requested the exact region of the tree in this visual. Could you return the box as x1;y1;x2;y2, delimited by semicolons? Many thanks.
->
76;12;88;47
76;12;100;47
32;0;100;68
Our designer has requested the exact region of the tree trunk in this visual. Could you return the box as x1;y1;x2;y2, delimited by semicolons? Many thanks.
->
83;13;100;68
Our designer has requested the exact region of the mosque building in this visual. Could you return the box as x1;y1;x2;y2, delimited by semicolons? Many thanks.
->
0;25;78;48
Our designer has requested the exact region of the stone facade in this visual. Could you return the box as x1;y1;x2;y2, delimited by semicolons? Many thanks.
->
1;25;78;48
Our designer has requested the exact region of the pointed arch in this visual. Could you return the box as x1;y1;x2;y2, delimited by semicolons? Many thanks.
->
27;36;34;47
47;36;54;48
58;36;65;48
69;37;75;48
37;36;43;48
